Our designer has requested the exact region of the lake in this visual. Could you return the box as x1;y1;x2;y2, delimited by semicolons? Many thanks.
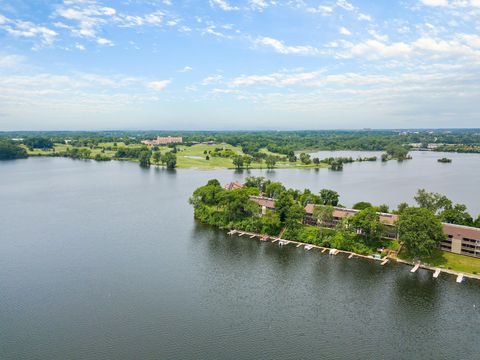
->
1;155;479;359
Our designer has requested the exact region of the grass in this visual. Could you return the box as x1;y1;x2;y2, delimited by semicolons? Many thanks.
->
25;142;330;170
399;249;480;274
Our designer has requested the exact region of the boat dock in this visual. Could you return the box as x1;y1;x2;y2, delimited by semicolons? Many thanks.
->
225;229;480;282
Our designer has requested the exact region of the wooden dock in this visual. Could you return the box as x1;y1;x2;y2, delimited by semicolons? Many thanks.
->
225;229;479;283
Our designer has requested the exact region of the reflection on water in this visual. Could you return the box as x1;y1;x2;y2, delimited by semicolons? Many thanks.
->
0;157;479;360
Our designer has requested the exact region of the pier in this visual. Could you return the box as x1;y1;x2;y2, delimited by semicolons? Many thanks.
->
225;229;480;282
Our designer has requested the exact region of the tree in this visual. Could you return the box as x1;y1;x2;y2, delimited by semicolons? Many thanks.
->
275;192;295;223
474;215;480;228
0;141;28;160
245;176;266;190
397;207;445;258
243;155;253;169
353;201;373;210
350;207;382;242
163;152;177;169
439;204;473;226
266;156;276;169
285;202;306;227
233;155;244;169
319;189;339;206
264;181;285;198
138;150;151;166
414;189;452;214
313;205;334;226
152;151;161;165
313;157;320;165
219;189;258;221
377;204;390;213
299;153;312;164
395;202;409;215
23;137;54;150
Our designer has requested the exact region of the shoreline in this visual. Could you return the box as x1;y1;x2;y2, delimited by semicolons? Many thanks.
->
227;229;480;282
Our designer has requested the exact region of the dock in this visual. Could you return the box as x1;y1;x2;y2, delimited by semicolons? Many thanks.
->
411;263;420;273
225;229;480;283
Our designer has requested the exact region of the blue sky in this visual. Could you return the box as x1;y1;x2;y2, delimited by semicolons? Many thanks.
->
0;0;479;130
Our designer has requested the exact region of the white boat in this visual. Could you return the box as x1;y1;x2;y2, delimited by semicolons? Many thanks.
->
304;244;314;250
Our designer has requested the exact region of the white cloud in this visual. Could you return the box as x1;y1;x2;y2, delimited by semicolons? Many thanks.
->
209;0;239;11
97;37;113;46
358;13;372;21
336;0;355;11
249;0;269;11
255;36;318;55
348;40;412;59
420;0;449;6
0;15;57;46
201;74;223;85
179;66;193;72
340;27;352;35
307;5;334;15
147;80;171;91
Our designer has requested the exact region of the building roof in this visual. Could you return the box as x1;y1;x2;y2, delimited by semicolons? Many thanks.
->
224;182;243;190
304;204;398;225
250;196;275;209
443;223;480;240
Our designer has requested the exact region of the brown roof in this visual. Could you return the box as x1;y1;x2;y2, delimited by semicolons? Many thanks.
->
250;196;275;209
224;182;243;190
443;223;480;240
304;205;398;225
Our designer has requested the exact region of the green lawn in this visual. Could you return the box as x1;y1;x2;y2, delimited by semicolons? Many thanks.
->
400;249;480;274
26;142;330;170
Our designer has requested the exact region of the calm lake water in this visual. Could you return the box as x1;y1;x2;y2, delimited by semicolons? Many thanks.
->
1;154;479;359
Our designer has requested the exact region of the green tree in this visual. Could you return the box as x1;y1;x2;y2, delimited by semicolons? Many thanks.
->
395;202;409;214
439;204;473;226
397;207;445;258
285;202;306;227
152;151;161;165
353;201;373;210
319;189;339;206
414;189;452;214
313;205;334;226
265;156;276;169
0;141;28;160
264;181;285;198
377;204;390;213
275;192;295;223
243;155;253;169
233;155;244;169
163;152;177;169
350;207;382;242
138;150;151;166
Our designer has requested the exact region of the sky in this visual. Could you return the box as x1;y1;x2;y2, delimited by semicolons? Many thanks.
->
0;0;480;130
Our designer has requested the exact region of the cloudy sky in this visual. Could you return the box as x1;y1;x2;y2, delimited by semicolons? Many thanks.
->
0;0;479;130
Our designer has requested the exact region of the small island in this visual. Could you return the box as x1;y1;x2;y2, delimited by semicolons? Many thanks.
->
438;157;452;163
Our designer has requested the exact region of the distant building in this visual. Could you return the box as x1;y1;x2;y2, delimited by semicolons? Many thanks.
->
142;136;183;146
